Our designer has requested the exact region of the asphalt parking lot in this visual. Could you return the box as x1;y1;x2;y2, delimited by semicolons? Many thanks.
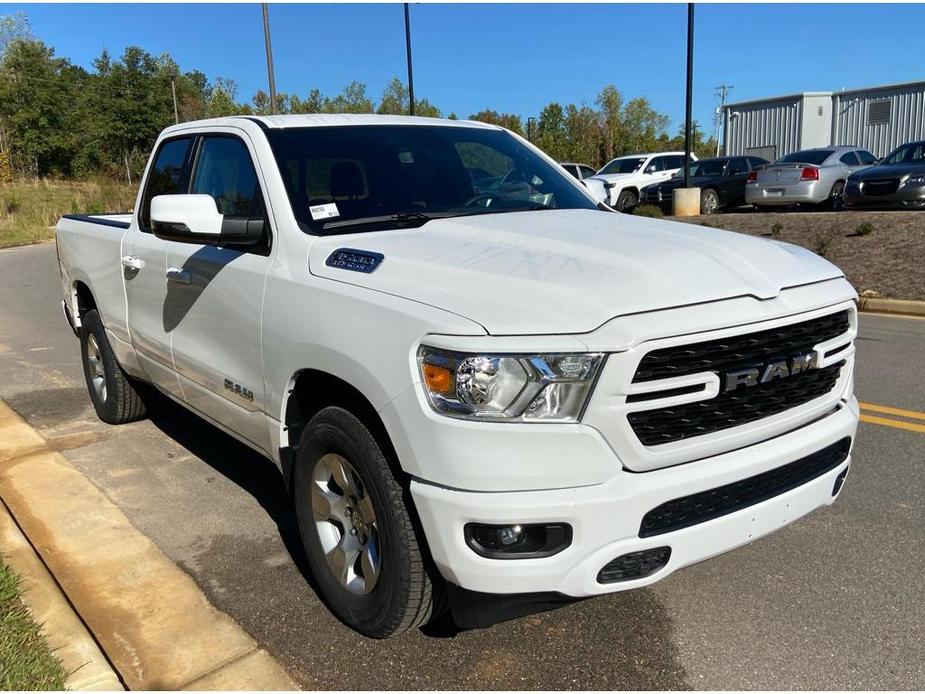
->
1;242;923;690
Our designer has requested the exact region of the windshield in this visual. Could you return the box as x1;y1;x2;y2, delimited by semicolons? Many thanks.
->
265;125;596;233
776;150;833;166
883;142;925;165
598;157;645;175
674;159;728;178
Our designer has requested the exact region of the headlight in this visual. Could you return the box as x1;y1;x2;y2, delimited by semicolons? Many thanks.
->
417;347;604;422
905;175;925;187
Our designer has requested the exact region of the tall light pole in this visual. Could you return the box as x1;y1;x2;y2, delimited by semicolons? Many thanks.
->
404;3;415;116
683;3;694;189
713;84;734;156
262;4;278;115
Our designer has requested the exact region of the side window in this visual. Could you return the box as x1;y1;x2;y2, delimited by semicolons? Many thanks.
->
727;158;749;175
140;137;193;231
839;151;860;166
190;136;263;218
748;157;767;170
579;165;597;179
664;155;686;170
645;157;665;173
857;150;878;165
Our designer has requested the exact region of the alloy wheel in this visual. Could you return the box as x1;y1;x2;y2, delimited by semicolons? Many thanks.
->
86;333;107;402
310;453;380;595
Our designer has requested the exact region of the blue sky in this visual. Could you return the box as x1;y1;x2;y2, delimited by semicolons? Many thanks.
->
6;3;924;138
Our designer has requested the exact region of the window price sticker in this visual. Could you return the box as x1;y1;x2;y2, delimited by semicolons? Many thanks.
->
309;202;340;220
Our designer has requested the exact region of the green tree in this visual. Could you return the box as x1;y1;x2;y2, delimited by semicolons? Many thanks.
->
468;109;524;135
536;102;568;160
327;81;373;114
563;104;600;166
596;84;623;162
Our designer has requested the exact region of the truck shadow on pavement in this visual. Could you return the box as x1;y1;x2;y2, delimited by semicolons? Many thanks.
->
140;390;688;689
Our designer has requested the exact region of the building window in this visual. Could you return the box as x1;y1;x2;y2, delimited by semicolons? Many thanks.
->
867;100;892;125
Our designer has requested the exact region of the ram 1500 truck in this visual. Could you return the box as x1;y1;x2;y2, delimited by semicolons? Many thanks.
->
56;115;859;638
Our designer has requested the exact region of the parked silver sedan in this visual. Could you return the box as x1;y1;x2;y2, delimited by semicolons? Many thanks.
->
746;146;877;209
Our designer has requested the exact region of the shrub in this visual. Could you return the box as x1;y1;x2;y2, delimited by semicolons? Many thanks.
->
770;222;783;237
813;230;837;257
632;204;664;218
854;222;874;236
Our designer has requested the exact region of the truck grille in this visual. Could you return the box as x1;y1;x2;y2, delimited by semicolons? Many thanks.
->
627;310;850;446
638;437;851;537
633;310;849;383
861;179;900;196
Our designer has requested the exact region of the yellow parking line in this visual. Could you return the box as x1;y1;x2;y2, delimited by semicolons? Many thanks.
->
859;413;925;434
859;402;925;422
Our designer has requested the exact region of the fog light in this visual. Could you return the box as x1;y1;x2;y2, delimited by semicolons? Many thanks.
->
465;523;572;559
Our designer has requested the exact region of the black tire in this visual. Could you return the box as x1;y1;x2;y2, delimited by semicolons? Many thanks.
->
615;189;638;212
293;406;441;638
823;181;845;211
80;309;147;425
700;188;720;215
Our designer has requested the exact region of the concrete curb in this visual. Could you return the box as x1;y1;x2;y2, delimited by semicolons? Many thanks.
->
858;297;925;318
0;401;299;691
0;500;125;691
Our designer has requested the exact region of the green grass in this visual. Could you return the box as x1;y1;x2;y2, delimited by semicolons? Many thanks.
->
0;178;137;248
0;560;67;690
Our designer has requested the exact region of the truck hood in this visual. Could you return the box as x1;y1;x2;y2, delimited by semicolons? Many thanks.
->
308;209;844;335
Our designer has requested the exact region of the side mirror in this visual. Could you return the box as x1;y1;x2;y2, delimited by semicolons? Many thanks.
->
150;194;264;247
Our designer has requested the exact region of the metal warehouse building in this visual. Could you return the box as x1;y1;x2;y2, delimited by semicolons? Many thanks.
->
723;79;925;160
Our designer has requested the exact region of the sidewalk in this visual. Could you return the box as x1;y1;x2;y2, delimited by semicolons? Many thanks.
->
0;400;299;690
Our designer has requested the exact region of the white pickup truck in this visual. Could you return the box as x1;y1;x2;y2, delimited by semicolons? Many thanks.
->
56;114;859;638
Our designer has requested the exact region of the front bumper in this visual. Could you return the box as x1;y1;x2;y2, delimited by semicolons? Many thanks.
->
844;185;925;208
411;398;858;596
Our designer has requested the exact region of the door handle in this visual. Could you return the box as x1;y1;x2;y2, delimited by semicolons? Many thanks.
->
121;255;145;270
166;267;191;284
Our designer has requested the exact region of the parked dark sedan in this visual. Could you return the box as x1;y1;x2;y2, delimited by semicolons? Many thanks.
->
845;140;925;209
641;155;768;214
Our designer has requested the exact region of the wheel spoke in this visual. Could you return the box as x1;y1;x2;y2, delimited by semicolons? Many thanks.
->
312;483;346;523
327;456;355;495
327;535;359;586
357;493;376;525
360;539;379;591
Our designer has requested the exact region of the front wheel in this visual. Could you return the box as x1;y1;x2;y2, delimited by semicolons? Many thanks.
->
700;188;720;215
293;407;442;638
615;189;638;212
80;309;147;424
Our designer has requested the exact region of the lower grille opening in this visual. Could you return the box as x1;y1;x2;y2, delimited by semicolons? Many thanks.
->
598;547;671;584
639;437;851;538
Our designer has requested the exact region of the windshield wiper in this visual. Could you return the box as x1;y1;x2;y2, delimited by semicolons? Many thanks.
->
322;211;436;232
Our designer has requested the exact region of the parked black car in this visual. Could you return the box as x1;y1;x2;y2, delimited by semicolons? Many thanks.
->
641;155;768;214
845;140;925;209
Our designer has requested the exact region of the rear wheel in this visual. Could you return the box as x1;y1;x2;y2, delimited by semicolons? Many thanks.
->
615;189;637;212
700;188;720;215
80;309;147;424
293;407;442;638
823;181;845;211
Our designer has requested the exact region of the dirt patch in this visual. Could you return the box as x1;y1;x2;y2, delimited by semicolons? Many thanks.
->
669;210;925;301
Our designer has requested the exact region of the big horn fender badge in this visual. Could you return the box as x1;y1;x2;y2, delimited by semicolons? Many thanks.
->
326;248;384;274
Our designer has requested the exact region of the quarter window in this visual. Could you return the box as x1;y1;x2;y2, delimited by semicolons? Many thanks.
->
140;137;193;230
727;158;749;175
857;150;878;165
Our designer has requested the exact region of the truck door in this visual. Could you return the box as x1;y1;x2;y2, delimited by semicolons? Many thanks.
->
165;133;273;453
123;135;194;400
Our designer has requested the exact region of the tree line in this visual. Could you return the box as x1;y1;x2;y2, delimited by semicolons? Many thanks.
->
0;12;717;183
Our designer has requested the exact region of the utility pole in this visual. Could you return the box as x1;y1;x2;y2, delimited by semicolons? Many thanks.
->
170;78;179;124
713;83;734;156
262;3;278;115
404;3;415;116
683;3;694;189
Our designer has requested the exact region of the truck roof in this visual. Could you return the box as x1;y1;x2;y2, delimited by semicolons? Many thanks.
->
161;113;504;135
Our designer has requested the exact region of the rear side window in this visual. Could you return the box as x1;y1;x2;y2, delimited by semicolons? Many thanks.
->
727;158;749;175
579;165;596;178
839;151;860;166
140;137;193;230
190;136;262;218
857;150;877;165
663;155;686;170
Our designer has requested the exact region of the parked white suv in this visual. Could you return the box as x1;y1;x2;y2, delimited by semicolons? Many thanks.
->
56;115;858;638
590;151;698;211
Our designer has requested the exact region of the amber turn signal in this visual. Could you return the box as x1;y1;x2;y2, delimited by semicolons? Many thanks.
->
422;363;454;394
